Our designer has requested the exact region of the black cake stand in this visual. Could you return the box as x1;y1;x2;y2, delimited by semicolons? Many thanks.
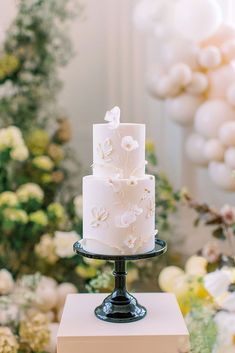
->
73;238;167;323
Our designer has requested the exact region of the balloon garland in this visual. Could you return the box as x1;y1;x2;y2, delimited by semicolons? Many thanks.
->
134;0;235;191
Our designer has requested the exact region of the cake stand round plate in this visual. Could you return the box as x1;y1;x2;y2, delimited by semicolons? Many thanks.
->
73;238;167;323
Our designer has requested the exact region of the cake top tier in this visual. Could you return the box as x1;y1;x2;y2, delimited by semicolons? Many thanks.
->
93;107;146;178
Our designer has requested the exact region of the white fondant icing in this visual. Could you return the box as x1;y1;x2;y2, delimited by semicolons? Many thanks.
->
93;123;145;178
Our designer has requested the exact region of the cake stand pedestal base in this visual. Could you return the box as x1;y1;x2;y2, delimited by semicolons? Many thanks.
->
73;238;167;323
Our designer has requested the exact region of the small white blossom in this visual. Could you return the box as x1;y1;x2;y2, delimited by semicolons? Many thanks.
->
107;174;122;192
104;106;120;129
0;270;14;295
121;136;139;152
126;176;138;186
220;204;235;225
124;235;137;249
54;231;80;258
90;207;109;227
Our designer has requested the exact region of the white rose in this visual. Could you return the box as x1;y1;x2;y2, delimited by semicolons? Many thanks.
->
121;136;139;152
54;231;80;258
204;269;232;298
0;269;14;295
74;195;83;218
10;145;29;161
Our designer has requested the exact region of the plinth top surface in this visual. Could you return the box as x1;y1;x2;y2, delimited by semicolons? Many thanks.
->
57;293;188;340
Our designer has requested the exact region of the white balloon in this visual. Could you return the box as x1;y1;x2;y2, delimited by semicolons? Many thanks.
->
226;83;235;107
204;139;225;162
195;100;235;139
221;39;235;62
165;94;203;126
174;0;222;42
169;63;192;87
198;46;221;69
219;122;235;147
208;64;235;99
186;134;208;166
160;38;199;69
186;72;208;95
225;147;235;169
209;162;235;191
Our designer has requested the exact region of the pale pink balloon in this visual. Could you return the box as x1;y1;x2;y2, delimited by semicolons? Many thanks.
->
186;133;208;166
204;139;225;162
226;83;235;107
198;46;221;69
195;100;235;139
221;39;235;62
201;24;235;48
209;162;235;191
186;72;208;95
169;63;192;87
219;121;235;147
208;64;235;99
225;147;235;169
165;94;203;126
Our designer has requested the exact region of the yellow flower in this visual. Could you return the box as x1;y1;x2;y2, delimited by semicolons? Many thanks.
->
3;208;28;224
35;234;58;264
17;183;44;203
32;156;54;171
145;140;155;154
75;265;97;279
29;210;48;227
47;202;66;223
0;192;18;207
0;54;20;79
19;312;50;352
0;327;19;353
25;129;50;156
83;257;106;268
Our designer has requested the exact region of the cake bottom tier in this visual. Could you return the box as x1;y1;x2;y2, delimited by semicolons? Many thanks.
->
82;175;155;255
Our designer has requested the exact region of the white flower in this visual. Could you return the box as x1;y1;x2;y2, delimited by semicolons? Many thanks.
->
90;207;109;227
97;138;113;162
107;174;122;192
17;183;44;203
0;299;19;326
74;195;83;218
220;204;235;225
214;311;235;347
202;241;221;263
126;176;138;186
0;269;14;295
10;145;29;161
121;136;139;152
116;210;137;228
124;235;137;249
222;292;235;312
131;204;143;216
104;106;120;129
204;270;232;298
146;198;155;218
54;231;80;258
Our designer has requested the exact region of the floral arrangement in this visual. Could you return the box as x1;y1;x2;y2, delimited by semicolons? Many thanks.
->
0;269;78;353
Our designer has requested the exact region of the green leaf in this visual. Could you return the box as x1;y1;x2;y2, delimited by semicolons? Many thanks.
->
212;227;226;240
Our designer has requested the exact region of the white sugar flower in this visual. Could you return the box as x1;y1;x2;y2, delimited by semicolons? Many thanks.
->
126;176;138;186
116;211;136;228
204;269;232;298
146;198;155;218
10;145;29;161
91;207;109;227
104;106;120;129
121;136;139;152
131;204;143;216
124;235;137;249
97;138;113;162
107;174;122;192
220;204;235;225
74;195;83;218
54;231;80;258
0;269;14;295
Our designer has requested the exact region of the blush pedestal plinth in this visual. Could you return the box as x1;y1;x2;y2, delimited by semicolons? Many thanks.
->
57;293;189;353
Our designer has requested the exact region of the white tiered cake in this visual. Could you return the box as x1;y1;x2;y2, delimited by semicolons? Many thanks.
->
82;107;156;255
